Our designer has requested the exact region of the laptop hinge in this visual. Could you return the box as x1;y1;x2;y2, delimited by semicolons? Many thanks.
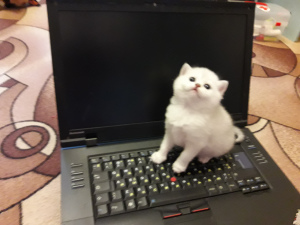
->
68;130;99;147
86;137;98;147
69;131;85;139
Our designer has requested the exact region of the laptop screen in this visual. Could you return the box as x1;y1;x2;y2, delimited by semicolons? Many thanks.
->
48;1;254;141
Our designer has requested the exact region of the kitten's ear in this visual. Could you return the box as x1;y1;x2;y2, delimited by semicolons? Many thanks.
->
218;80;229;96
179;63;192;76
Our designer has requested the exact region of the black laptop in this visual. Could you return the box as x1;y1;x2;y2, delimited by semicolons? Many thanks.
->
47;0;300;224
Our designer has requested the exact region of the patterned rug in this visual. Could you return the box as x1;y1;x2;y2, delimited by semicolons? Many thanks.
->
0;3;299;225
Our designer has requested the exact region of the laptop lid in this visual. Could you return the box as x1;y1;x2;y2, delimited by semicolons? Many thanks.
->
47;0;254;146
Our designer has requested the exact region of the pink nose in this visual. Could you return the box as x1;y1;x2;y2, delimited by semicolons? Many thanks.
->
195;83;201;88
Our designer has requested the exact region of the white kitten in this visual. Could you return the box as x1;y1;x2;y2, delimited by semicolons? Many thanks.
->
151;63;244;173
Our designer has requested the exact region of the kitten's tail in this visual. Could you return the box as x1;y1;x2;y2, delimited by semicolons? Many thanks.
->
234;126;245;143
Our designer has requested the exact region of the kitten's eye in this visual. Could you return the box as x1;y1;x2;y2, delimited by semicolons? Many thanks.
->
189;77;195;82
204;84;210;89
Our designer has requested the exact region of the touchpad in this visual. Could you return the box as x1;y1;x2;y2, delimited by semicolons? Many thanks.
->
161;199;218;225
163;209;217;225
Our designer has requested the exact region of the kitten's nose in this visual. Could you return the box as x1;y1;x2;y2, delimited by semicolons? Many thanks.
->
195;83;201;88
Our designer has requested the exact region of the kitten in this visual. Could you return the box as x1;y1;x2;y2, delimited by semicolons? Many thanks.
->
151;63;244;173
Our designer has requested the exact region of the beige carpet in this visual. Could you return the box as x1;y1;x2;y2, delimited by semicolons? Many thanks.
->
0;4;299;225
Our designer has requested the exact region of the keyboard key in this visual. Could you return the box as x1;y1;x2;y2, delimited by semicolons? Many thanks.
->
170;181;181;191
123;188;135;200
237;179;246;187
150;174;161;184
156;164;166;172
127;177;138;188
148;150;154;155
184;171;193;178
97;205;108;217
254;176;264;183
225;154;234;162
134;167;144;176
111;190;122;202
246;178;255;185
149;187;207;207
125;199;136;211
95;193;109;205
130;152;138;158
231;162;241;170
101;156;111;162
139;175;150;186
122;168;133;178
193;168;204;176
213;176;223;184
111;170;121;180
203;178;214;186
147;184;159;195
242;186;251;194
191;178;203;187
110;202;125;215
159;182;170;193
115;179;126;189
93;172;109;184
217;157;226;164
137;197;148;209
180;179;193;189
223;164;233;172
206;184;218;196
136;186;147;198
206;168;214;176
222;173;233;181
94;182;111;194
103;162;113;171
250;185;260;192
259;183;269;190
91;158;99;164
161;172;171;181
216;183;230;194
92;163;102;173
227;180;239;191
145;165;155;174
215;166;223;174
136;157;147;166
126;158;136;167
139;151;148;157
120;153;129;159
111;154;120;161
115;160;125;169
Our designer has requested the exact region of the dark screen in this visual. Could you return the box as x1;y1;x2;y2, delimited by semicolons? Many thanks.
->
59;11;247;131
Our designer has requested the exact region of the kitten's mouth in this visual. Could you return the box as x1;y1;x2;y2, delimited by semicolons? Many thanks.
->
192;84;201;92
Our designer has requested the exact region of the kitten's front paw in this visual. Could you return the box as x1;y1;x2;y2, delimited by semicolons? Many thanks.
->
172;161;187;173
151;152;167;164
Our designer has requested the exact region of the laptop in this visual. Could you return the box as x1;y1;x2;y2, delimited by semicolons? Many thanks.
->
47;0;300;224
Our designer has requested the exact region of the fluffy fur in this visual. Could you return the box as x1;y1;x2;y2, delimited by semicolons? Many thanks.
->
151;63;244;173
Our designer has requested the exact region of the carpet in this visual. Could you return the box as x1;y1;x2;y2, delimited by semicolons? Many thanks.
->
0;3;299;225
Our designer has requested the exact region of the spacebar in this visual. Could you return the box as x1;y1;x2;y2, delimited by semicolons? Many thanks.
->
149;188;208;207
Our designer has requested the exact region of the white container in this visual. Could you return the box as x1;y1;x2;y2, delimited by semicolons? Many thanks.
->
254;3;291;36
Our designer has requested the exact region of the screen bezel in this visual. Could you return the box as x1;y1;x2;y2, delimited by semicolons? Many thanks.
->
47;0;254;143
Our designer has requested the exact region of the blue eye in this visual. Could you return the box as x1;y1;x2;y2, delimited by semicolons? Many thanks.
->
204;84;210;89
189;77;195;82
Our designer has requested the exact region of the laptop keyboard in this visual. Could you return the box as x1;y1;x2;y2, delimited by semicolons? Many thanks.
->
89;147;269;218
